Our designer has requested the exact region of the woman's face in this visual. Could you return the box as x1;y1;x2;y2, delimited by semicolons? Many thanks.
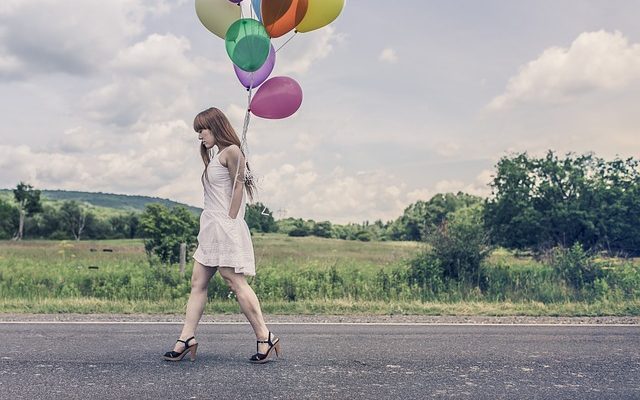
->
197;128;216;149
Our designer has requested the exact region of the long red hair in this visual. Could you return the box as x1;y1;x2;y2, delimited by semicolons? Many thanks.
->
193;107;254;200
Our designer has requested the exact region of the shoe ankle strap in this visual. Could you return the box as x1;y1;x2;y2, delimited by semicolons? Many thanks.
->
257;332;273;345
177;336;195;346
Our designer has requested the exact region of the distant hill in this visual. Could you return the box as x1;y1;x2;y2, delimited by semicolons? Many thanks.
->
0;189;202;215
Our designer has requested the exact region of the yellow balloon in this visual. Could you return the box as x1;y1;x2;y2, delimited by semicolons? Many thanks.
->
295;0;345;33
195;0;241;39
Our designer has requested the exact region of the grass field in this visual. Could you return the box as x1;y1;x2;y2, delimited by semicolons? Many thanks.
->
1;235;638;315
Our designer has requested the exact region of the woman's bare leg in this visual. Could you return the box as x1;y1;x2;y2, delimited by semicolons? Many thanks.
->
217;267;271;353
173;261;217;352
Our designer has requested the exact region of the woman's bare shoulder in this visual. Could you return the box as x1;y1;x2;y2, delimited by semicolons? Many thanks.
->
219;144;243;165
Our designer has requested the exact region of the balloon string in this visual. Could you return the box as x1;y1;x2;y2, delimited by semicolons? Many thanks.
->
241;77;254;152
276;31;297;53
232;78;254;211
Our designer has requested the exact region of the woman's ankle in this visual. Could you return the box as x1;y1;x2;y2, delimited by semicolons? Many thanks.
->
256;330;271;340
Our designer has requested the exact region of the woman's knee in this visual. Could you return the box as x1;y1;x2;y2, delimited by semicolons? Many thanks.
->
218;267;246;293
191;263;214;291
191;275;208;292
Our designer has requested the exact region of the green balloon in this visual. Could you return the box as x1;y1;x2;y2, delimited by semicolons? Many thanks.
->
225;19;271;72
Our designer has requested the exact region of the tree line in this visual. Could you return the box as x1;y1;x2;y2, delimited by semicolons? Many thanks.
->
3;150;639;259
0;184;142;241
407;151;640;296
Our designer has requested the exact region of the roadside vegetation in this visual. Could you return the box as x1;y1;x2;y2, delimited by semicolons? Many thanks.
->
1;237;637;315
1;151;639;315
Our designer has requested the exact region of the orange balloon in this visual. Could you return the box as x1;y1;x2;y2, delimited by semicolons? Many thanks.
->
262;0;308;38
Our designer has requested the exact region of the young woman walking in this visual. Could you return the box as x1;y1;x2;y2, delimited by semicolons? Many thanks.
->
163;107;280;364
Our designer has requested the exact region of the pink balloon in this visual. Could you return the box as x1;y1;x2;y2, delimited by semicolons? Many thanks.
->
250;76;303;119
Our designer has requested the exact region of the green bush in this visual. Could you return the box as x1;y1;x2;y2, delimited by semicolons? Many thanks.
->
288;219;311;237
312;221;333;238
407;251;444;300
550;243;602;290
355;230;372;242
424;204;492;285
140;204;198;264
0;198;19;239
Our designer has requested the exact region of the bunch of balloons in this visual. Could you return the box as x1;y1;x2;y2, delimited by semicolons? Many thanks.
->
195;0;345;126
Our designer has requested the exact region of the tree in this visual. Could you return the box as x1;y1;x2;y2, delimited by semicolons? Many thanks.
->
390;192;483;241
245;202;277;233
275;217;297;235
355;230;372;242
82;213;111;239
484;153;542;249
369;219;390;241
288;219;311;237
33;204;65;239
108;214;128;239
0;198;19;240
13;182;42;240
59;201;90;240
108;212;140;239
140;204;199;264
312;221;333;238
417;203;492;286
485;151;640;255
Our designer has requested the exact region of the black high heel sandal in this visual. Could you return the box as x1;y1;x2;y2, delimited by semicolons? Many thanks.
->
249;331;281;364
163;336;198;362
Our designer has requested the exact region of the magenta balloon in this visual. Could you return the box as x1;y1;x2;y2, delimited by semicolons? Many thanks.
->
250;76;303;119
234;43;275;89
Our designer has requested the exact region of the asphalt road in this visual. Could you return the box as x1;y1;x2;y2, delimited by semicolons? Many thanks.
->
0;323;639;399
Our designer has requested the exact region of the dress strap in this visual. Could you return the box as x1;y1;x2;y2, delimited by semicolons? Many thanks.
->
216;146;231;158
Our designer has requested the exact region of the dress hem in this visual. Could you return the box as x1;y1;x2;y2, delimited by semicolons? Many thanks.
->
192;254;256;276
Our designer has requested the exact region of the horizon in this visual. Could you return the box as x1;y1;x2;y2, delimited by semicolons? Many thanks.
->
0;185;482;224
1;1;639;224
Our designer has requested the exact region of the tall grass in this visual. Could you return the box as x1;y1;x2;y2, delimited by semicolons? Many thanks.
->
1;236;638;315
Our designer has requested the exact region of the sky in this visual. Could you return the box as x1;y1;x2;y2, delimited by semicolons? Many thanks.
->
1;0;639;224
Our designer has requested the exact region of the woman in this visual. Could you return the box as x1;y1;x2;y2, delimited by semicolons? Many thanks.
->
163;107;280;364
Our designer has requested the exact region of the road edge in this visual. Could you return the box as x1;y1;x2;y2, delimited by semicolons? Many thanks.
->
1;313;639;325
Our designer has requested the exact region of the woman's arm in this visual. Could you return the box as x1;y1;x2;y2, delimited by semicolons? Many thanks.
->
224;145;245;219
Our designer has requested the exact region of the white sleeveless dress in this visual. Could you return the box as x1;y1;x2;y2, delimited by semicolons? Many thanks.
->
192;148;256;276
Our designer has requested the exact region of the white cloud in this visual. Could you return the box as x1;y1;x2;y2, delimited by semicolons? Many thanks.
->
111;34;199;78
0;0;163;79
0;145;37;184
279;26;345;75
55;127;106;154
432;170;493;199
379;47;398;64
294;132;321;152
488;30;640;110
0;49;22;77
5;3;638;226
225;104;250;131
82;33;206;126
0;119;203;204
249;160;493;223
1;130;496;223
435;140;460;157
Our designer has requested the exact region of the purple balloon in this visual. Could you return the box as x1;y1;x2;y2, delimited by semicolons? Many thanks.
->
250;76;303;119
228;0;243;4
234;43;275;89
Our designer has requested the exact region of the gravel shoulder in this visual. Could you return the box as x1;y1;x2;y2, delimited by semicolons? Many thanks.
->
1;313;639;324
